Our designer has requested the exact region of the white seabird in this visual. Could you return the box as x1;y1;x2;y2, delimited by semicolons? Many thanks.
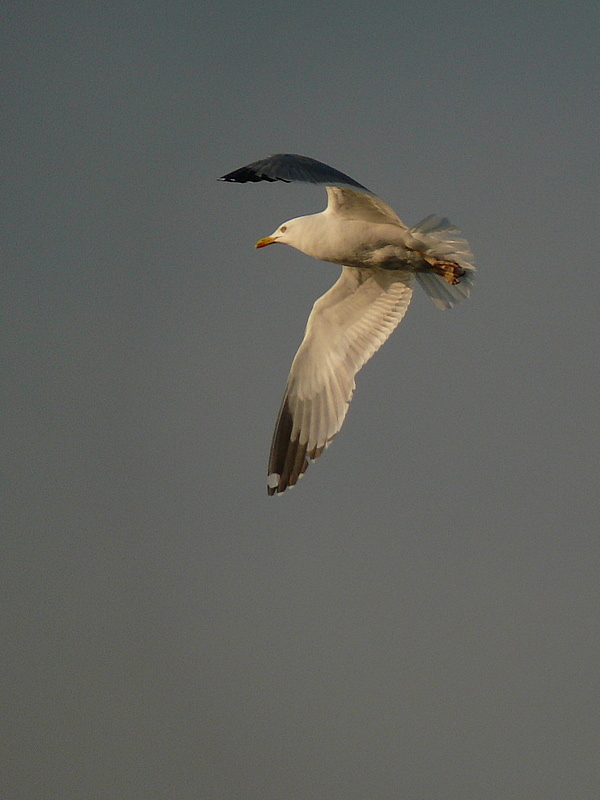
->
219;154;475;495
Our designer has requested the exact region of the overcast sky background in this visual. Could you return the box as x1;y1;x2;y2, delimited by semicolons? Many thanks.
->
3;2;600;798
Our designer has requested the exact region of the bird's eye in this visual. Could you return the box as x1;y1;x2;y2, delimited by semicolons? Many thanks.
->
280;225;287;232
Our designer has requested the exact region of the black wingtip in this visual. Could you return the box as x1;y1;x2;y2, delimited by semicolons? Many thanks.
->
218;165;287;184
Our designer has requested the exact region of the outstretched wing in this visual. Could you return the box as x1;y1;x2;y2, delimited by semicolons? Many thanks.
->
219;153;406;227
268;267;414;495
218;153;371;191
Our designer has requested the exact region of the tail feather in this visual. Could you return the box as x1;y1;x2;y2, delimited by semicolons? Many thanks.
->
416;268;475;311
410;215;476;310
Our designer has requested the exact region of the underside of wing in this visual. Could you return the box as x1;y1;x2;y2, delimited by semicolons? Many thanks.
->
268;267;414;495
218;153;371;192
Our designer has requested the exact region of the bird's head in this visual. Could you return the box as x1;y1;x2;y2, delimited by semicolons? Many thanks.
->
255;218;299;249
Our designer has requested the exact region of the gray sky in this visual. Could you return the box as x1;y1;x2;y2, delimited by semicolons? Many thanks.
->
4;2;599;798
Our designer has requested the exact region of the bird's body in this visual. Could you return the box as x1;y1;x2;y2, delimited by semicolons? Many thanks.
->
266;212;406;267
219;154;475;495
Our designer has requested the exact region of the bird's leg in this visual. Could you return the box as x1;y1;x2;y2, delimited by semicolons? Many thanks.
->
420;253;465;285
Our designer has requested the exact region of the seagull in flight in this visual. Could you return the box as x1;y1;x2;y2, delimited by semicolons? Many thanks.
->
219;154;475;495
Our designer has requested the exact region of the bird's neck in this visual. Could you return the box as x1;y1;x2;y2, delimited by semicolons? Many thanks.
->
289;212;349;264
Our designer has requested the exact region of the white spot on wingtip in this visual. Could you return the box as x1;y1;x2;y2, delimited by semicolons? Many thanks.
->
267;473;280;489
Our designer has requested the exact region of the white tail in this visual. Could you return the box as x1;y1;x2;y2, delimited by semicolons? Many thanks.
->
410;215;476;310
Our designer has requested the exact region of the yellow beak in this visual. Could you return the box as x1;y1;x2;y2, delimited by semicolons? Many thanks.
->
255;236;276;249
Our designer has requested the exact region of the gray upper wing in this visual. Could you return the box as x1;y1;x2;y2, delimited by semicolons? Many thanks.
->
218;153;372;192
